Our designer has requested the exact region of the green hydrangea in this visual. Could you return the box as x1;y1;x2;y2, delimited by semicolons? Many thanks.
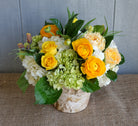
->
31;35;42;49
46;49;84;90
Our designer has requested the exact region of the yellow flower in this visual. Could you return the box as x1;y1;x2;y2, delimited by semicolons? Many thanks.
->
41;54;58;70
40;41;57;55
40;25;59;38
105;48;121;66
73;17;78;23
84;32;105;51
81;56;106;79
72;38;93;59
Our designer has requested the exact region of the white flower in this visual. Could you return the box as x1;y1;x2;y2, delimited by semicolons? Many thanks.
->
93;49;104;60
112;66;119;73
42;37;48;42
97;74;111;87
22;56;46;86
109;40;117;48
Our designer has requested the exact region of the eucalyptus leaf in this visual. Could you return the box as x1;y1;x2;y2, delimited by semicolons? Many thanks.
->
17;71;29;93
119;53;125;65
81;78;100;93
35;77;62;104
106;70;117;82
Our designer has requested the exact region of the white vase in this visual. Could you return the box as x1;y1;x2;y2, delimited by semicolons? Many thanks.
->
54;88;91;113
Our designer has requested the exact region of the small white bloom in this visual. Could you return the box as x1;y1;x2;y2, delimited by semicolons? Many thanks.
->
109;40;117;48
93;49;104;60
97;74;111;87
112;66;119;73
22;56;46;86
42;37;48;42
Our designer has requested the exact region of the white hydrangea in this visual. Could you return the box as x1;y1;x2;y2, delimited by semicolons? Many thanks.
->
22;56;46;86
38;36;69;52
97;74;111;87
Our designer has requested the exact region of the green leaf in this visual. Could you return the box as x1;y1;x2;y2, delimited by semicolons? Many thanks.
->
65;19;84;38
81;78;100;93
104;31;122;37
65;14;78;30
16;51;34;56
17;71;29;93
103;16;108;36
106;70;117;82
104;35;114;51
67;8;71;19
35;77;62;104
34;53;45;67
81;18;96;32
119;53;125;65
50;18;63;33
93;25;105;34
45;20;53;25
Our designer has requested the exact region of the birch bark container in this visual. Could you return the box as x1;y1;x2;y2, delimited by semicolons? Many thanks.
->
54;88;91;113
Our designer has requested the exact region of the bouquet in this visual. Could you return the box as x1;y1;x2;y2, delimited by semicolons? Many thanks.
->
16;8;125;113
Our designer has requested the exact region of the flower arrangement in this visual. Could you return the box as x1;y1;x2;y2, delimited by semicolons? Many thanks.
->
16;8;125;113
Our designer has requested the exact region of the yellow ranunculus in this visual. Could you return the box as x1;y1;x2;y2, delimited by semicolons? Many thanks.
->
40;25;59;38
81;56;106;79
40;41;57;55
72;38;93;59
41;54;58;70
105;48;121;66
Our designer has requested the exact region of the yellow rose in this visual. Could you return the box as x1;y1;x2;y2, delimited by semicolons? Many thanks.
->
72;38;93;59
41;54;58;70
40;41;57;55
81;56;106;79
84;32;105;51
105;48;121;66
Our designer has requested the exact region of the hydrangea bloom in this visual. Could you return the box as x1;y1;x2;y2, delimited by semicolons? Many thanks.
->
46;49;85;90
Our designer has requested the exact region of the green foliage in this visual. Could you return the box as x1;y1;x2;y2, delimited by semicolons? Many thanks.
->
119;53;125;65
67;8;75;19
104;35;114;51
34;53;45;67
103;16;108;36
81;78;100;93
106;70;117;82
35;77;62;104
44;20;53;25
80;18;96;32
17;71;29;93
50;18;63;33
65;16;84;38
16;51;34;56
93;25;105;34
